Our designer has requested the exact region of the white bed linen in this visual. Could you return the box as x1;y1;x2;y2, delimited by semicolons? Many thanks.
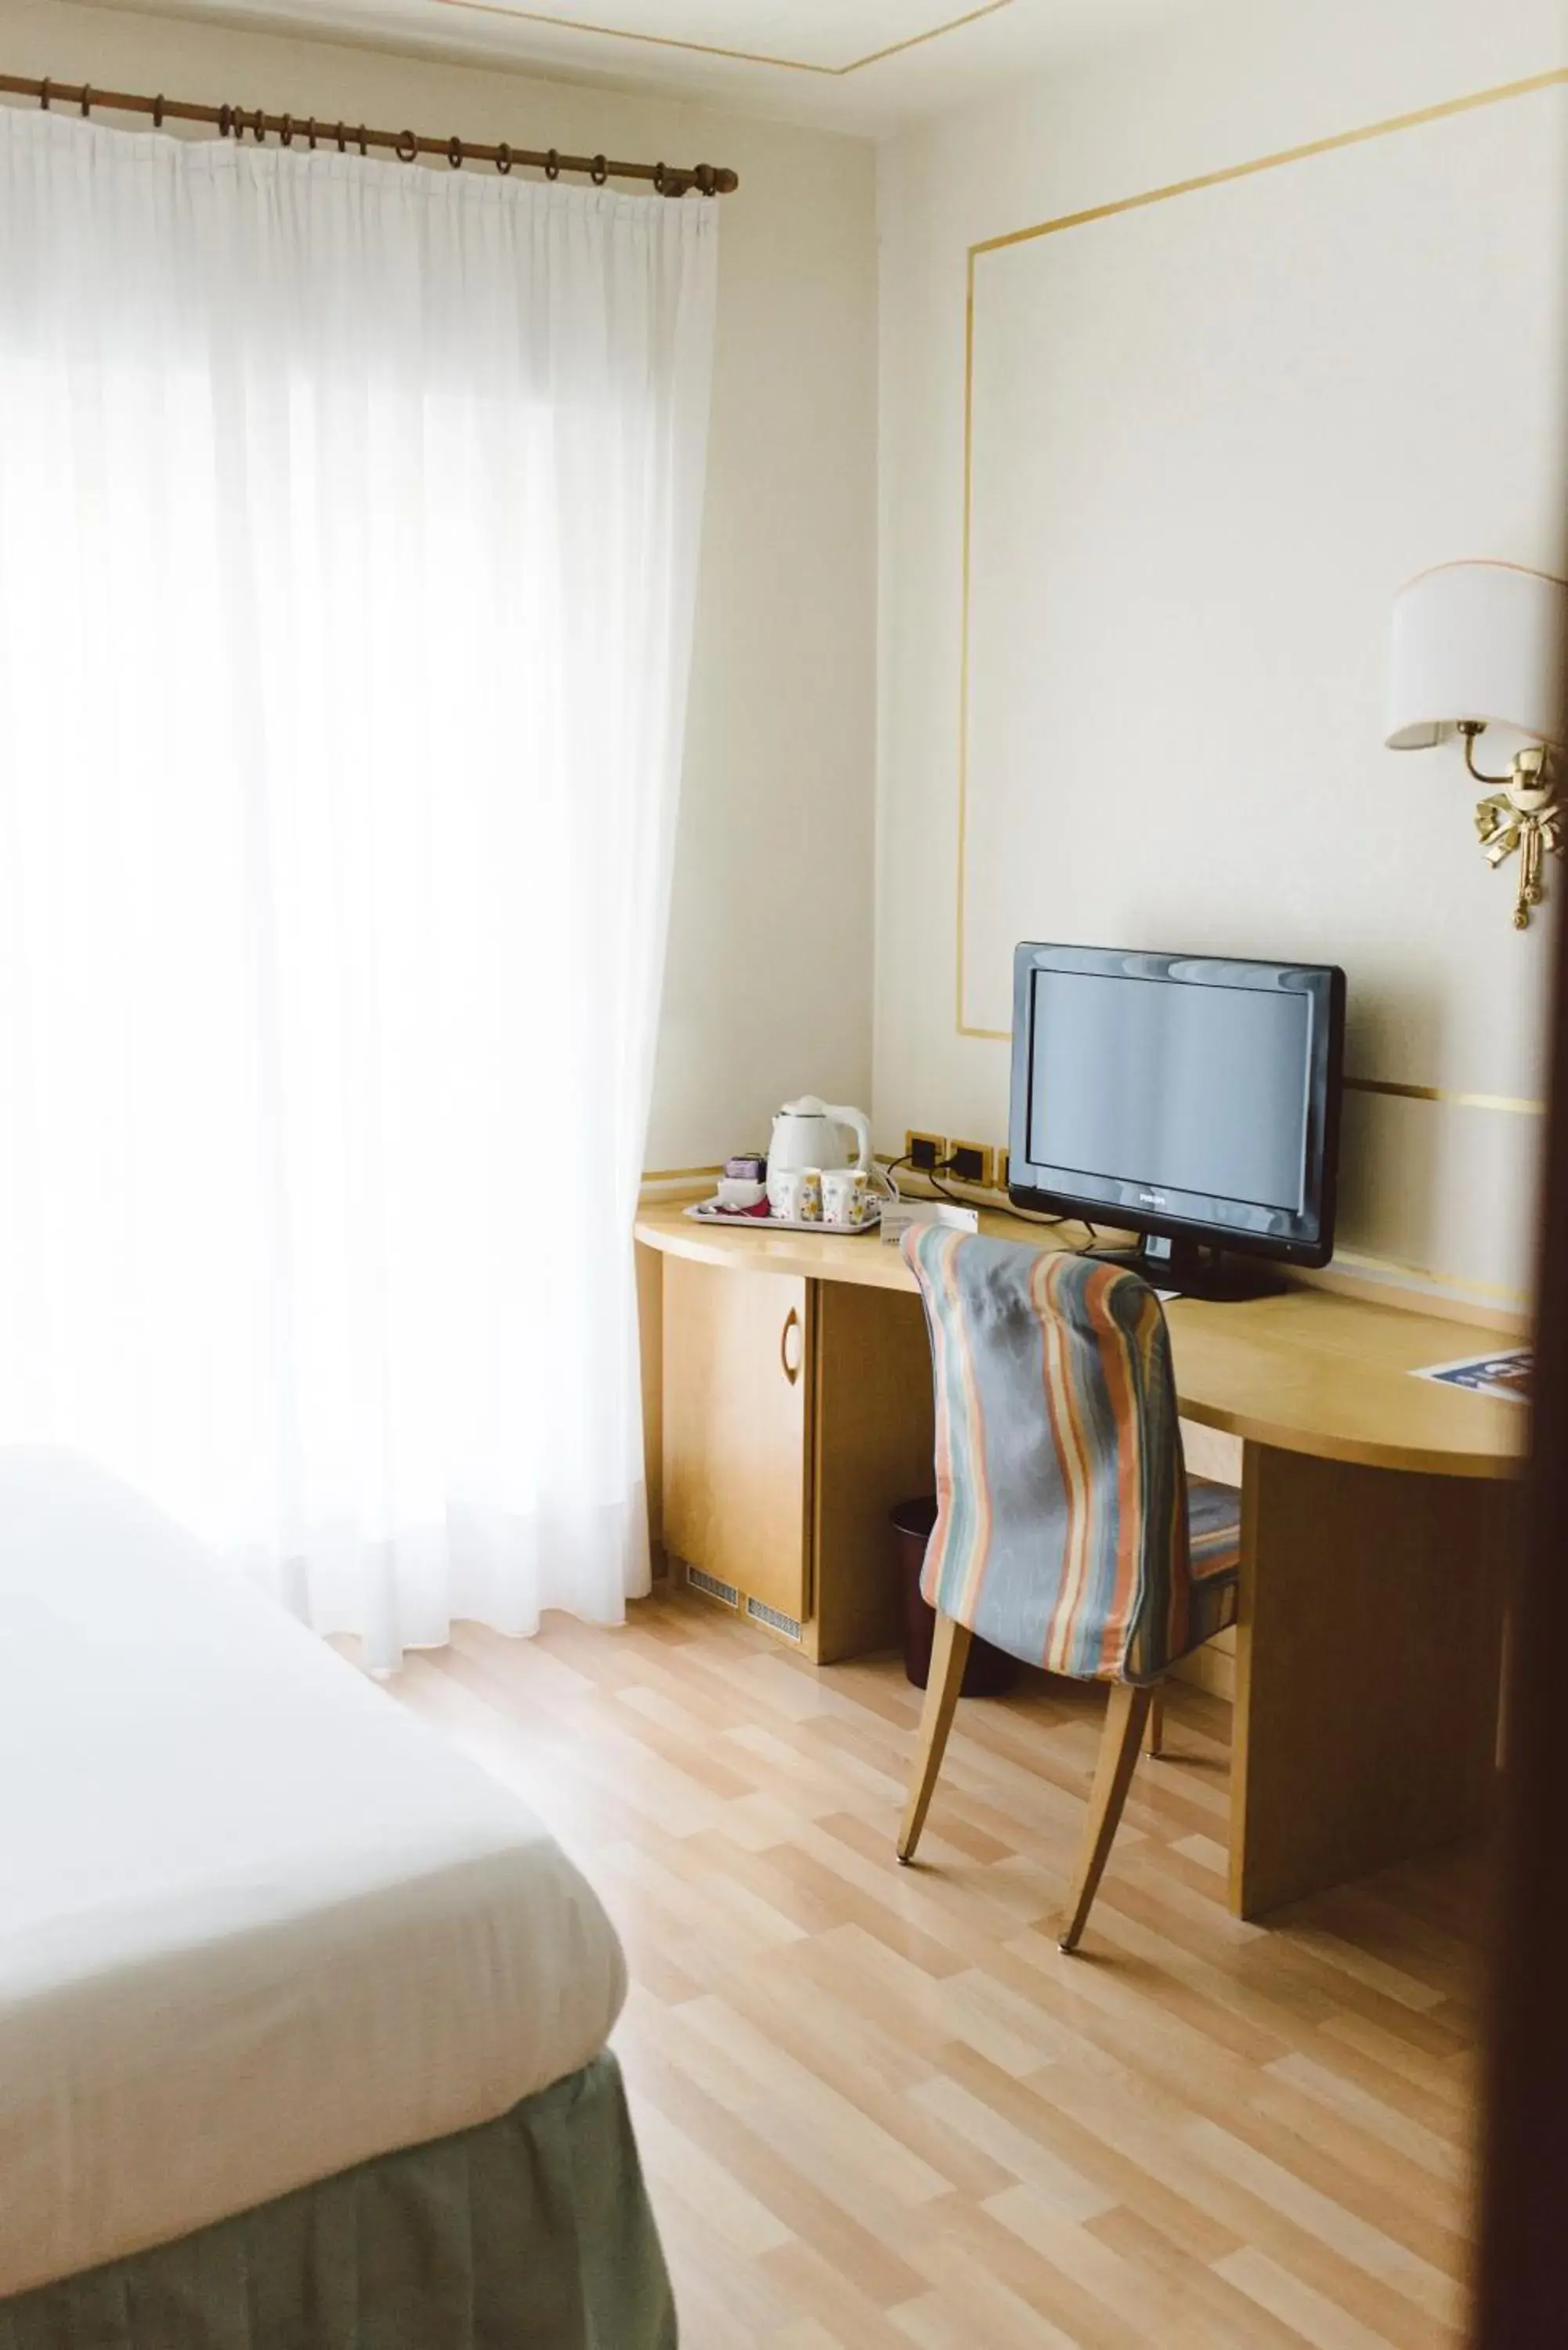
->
0;1450;627;2300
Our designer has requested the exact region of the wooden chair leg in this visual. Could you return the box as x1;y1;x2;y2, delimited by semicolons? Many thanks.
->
1144;1687;1165;1759
1058;1682;1153;1953
897;1612;973;1864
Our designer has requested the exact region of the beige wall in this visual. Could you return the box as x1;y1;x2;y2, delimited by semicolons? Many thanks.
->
15;0;1568;1303
875;0;1568;1307
1;0;879;1179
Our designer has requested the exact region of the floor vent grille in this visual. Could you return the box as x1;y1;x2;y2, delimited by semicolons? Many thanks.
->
685;1564;739;1609
746;1596;802;1642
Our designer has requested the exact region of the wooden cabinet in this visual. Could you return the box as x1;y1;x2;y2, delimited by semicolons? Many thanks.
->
663;1256;813;1627
661;1255;937;1661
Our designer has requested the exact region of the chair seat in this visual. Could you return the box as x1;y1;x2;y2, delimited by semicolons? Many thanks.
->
1187;1475;1241;1580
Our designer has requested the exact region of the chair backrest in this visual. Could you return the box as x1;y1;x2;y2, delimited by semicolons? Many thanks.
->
901;1225;1191;1684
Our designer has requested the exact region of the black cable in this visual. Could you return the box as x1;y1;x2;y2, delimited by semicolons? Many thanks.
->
925;1154;964;1206
893;1153;1076;1227
880;1150;963;1205
1003;1200;1068;1227
883;1152;1081;1234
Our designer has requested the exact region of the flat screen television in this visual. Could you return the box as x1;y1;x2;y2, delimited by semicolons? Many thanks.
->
1008;943;1346;1299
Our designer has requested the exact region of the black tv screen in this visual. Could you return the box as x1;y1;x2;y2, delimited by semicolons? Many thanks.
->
1008;945;1345;1270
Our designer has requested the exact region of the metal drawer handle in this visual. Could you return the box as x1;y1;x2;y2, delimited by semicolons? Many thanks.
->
780;1306;801;1386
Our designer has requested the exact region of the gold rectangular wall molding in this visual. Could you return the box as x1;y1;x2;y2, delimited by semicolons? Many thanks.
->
954;63;1568;1055
969;67;1568;261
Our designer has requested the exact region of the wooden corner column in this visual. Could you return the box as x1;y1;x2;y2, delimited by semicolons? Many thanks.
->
810;1278;936;1661
1229;1441;1512;1918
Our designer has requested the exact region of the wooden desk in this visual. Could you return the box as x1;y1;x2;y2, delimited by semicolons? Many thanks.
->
635;1203;1524;1918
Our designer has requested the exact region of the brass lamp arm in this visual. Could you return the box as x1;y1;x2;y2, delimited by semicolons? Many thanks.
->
1456;719;1517;788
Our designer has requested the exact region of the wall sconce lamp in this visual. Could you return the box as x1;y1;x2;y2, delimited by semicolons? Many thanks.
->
1386;559;1567;930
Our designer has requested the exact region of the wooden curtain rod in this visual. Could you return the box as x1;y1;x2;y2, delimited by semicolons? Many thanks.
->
0;71;739;197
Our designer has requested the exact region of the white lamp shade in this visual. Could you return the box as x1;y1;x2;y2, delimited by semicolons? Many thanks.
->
1386;559;1568;751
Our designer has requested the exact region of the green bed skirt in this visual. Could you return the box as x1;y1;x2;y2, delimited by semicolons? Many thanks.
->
0;2050;676;2350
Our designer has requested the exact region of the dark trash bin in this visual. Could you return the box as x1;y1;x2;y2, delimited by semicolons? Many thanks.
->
891;1496;1017;1697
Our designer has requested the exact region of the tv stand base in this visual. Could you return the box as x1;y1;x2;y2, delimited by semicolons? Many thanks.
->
1086;1238;1290;1302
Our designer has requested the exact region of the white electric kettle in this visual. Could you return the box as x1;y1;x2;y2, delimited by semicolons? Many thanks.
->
768;1097;872;1181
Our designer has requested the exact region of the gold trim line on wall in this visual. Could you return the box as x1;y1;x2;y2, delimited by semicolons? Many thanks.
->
1331;1246;1530;1309
435;0;1013;78
945;1035;1548;1119
954;62;1568;1041
1345;1078;1545;1115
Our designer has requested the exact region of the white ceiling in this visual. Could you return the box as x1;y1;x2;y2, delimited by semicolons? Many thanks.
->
92;0;1223;132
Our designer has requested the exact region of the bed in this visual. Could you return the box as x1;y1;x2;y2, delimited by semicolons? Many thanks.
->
0;1449;674;2348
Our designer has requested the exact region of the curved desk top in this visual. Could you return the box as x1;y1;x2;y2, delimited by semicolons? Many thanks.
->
635;1203;1525;1481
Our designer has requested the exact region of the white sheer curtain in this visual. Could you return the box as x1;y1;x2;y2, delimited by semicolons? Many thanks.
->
0;109;717;1667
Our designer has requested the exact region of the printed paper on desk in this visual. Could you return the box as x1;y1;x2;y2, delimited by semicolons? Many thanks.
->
1411;1348;1532;1403
880;1202;980;1245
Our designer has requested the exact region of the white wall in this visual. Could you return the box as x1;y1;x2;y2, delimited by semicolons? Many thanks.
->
876;0;1568;1306
0;0;879;1178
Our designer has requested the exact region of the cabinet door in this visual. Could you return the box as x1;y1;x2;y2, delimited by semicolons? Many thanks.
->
663;1257;811;1622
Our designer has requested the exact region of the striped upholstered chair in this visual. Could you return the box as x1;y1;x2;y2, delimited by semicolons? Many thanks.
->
897;1224;1241;1953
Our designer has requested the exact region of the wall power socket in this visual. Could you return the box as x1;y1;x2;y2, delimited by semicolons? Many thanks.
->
948;1141;994;1189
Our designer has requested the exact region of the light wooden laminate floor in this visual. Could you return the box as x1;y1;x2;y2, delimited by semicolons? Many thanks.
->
383;1586;1482;2350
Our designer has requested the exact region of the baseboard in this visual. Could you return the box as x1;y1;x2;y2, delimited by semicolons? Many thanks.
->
1170;1641;1236;1703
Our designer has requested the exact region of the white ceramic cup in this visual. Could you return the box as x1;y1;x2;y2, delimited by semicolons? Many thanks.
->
822;1168;869;1228
767;1168;804;1220
769;1168;826;1224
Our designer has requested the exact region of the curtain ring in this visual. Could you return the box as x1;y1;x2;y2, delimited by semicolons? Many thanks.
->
335;121;346;153
447;135;462;169
38;77;49;111
219;103;233;139
306;117;317;150
153;94;166;128
495;142;511;175
252;108;266;143
544;148;559;180
280;114;293;146
653;161;666;193
78;85;92;118
395;128;418;162
591;153;608;186
357;125;368;157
